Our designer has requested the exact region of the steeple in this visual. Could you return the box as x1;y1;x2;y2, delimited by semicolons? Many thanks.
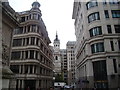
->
54;31;59;41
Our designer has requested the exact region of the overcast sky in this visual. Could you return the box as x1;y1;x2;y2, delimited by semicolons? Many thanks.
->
8;0;76;49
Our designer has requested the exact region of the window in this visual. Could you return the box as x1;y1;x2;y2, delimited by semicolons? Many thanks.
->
109;0;120;4
25;51;28;59
93;60;107;85
88;12;100;23
118;40;120;50
31;25;36;32
91;42;104;53
14;27;23;34
21;17;25;22
107;25;112;33
113;59;117;73
30;50;34;59
111;10;120;18
11;51;21;60
13;39;22;46
104;10;109;18
114;25;120;33
33;14;38;20
31;37;35;45
89;26;102;37
110;41;114;51
10;65;19;73
55;56;58;60
86;0;98;9
26;38;29;45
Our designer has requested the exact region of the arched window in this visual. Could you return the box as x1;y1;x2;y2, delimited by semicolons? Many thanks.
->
55;56;58;60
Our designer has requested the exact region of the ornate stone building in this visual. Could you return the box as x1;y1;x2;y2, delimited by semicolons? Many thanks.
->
10;1;53;89
1;1;19;89
72;0;120;89
53;33;61;75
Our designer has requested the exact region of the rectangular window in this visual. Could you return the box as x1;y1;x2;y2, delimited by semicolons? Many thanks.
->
30;50;34;59
31;25;36;32
118;40;120;50
33;14;38;20
104;10;109;18
113;59;117;73
25;51;28;59
110;41;114;51
13;39;22;47
111;10;120;18
107;25;112;33
88;12;100;23
114;25;120;33
10;65;19;73
26;38;29;45
21;17;25;22
31;37;35;45
89;26;102;37
93;60;107;81
11;51;21;60
14;27;23;34
91;42;104;53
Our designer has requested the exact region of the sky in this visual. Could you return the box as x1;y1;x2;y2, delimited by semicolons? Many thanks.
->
8;0;76;49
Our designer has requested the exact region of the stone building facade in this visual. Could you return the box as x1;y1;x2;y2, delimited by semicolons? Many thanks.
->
72;0;120;89
10;1;53;89
66;41;76;86
60;49;68;84
53;33;61;75
1;1;19;89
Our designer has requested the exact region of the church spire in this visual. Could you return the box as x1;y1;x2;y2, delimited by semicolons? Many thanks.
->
56;31;58;40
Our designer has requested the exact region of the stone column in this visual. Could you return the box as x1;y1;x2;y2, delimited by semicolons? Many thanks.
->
35;37;37;45
21;80;24;89
33;65;35;74
28;50;30;59
28;65;30;74
19;65;21;74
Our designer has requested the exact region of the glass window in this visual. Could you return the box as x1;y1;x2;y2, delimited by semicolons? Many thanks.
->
33;13;38;20
21;17;25;22
31;25;36;32
14;27;23;34
114;25;120;33
30;50;34;59
89;26;102;37
107;25;112;33
113;59;117;73
88;12;100;23
11;51;21;60
110;41;114;51
31;37;35;45
86;0;98;9
91;42;104;53
104;10;109;18
118;40;120;50
111;10;120;18
10;65;19;73
55;56;58;60
13;39;22;47
93;60;107;83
